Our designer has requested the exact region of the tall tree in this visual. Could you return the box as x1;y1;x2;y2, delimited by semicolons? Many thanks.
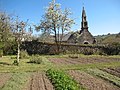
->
60;9;74;43
36;0;74;53
0;12;12;56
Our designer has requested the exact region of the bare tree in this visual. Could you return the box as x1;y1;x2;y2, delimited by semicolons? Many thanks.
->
12;17;32;64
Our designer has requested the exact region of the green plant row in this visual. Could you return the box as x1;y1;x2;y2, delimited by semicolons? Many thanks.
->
46;69;84;90
87;69;120;87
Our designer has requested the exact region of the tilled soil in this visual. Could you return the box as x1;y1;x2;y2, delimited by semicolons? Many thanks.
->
48;58;70;65
0;73;11;88
68;70;120;90
102;67;120;78
109;67;120;73
23;72;54;90
48;57;120;65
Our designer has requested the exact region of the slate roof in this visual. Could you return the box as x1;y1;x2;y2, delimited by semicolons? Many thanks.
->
54;32;74;42
61;32;74;41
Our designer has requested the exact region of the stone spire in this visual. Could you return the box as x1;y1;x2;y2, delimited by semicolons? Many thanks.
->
81;7;88;31
82;7;86;17
78;7;96;44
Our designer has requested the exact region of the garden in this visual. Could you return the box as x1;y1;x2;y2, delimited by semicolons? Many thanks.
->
0;54;120;90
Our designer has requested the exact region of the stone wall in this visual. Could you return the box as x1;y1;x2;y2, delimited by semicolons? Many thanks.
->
21;40;120;55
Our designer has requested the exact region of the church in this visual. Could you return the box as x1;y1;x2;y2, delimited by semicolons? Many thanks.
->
44;7;96;44
60;7;96;44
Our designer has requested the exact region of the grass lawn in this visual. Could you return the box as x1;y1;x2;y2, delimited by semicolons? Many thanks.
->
0;55;53;72
0;55;120;72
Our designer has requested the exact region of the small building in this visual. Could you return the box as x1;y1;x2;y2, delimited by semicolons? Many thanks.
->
61;7;96;44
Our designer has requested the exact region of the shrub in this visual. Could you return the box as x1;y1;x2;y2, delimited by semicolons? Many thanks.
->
82;48;94;55
29;55;43;64
11;56;17;59
3;41;17;55
20;50;29;59
13;60;19;66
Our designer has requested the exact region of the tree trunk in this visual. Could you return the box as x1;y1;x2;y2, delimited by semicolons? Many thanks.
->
17;43;20;63
60;28;64;44
54;25;59;54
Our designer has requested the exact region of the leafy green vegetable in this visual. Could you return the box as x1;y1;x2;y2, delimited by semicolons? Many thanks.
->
46;69;84;90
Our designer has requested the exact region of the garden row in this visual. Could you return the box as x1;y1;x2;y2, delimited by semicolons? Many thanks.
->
46;69;85;90
48;56;120;65
102;67;120;78
87;69;120;88
0;67;120;90
68;70;119;90
0;55;120;90
45;67;120;90
27;67;120;90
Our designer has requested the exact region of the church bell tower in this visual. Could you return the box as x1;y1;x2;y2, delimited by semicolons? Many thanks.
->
78;6;96;44
81;7;88;32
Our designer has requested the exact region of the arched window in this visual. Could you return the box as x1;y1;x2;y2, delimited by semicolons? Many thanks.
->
84;41;89;44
